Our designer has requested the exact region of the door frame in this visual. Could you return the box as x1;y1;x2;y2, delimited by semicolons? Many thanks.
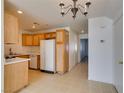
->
78;34;88;63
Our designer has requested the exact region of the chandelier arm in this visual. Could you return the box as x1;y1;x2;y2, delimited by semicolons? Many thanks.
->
78;7;84;15
77;4;85;9
63;5;72;9
64;8;72;16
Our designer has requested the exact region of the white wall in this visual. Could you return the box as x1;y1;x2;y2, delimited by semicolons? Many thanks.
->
69;30;78;71
1;0;4;92
80;34;88;39
88;17;113;83
113;15;123;93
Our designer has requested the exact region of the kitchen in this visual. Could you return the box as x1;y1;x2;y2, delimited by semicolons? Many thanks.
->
4;10;70;93
2;0;123;93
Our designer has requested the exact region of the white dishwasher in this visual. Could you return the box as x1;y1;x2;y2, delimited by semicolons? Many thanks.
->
29;55;37;69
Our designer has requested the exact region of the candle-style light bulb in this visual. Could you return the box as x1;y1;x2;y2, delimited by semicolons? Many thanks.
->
60;1;63;4
84;5;87;12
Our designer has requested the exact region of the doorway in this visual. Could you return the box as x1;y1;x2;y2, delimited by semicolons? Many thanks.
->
80;39;88;63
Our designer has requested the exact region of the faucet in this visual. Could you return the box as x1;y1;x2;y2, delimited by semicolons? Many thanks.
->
9;48;13;55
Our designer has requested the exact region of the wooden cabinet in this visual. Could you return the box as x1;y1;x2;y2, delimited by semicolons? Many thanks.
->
22;34;33;46
4;62;28;93
56;29;69;74
4;12;19;44
39;34;45;40
56;31;64;43
45;32;56;39
16;55;30;68
33;34;45;46
22;33;55;46
33;34;40;46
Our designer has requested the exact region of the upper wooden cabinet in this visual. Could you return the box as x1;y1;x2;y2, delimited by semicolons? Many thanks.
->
22;34;45;46
56;30;64;43
45;32;56;39
4;12;19;44
33;34;40;46
22;34;33;46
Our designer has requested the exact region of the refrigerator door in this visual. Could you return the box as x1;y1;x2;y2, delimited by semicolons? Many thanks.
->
40;39;55;72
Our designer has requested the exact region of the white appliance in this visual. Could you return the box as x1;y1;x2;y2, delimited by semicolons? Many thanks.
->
29;54;37;69
40;39;55;72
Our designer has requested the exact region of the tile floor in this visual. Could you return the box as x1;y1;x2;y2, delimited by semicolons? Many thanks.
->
19;63;117;93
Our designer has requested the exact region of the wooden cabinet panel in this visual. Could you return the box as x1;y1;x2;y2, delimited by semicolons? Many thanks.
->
22;33;55;46
33;34;39;46
16;55;30;68
56;30;64;43
45;33;51;39
37;34;45;45
56;30;69;74
45;32;56;39
39;34;45;40
4;62;28;93
22;34;33;46
4;12;19;44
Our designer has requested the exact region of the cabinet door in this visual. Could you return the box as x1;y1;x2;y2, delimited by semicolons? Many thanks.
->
33;34;39;46
56;30;64;43
4;12;18;44
14;62;28;91
22;34;33;46
45;32;56;39
51;32;56;38
45;33;51;39
4;62;28;93
56;30;69;74
39;34;44;40
38;34;44;45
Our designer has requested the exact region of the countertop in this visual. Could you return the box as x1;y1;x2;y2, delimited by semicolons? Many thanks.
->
12;53;40;56
5;57;31;65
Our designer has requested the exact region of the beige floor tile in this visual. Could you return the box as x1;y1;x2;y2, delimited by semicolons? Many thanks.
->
18;63;117;93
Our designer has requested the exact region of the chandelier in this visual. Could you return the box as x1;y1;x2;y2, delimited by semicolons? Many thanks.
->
59;0;91;19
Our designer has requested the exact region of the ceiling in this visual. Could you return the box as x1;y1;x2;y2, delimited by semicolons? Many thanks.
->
5;0;122;33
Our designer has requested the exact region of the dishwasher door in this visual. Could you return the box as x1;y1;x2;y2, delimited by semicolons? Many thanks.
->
30;55;37;69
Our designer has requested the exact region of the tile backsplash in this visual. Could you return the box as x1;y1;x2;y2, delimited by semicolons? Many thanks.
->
4;44;40;56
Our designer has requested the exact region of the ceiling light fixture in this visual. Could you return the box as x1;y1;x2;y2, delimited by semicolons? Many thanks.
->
17;10;23;14
32;22;39;29
59;0;91;19
81;30;84;33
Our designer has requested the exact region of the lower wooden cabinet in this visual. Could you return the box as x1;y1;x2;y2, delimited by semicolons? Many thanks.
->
16;55;30;68
4;62;28;93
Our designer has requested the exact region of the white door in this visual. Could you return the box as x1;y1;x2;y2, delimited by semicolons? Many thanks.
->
40;40;55;72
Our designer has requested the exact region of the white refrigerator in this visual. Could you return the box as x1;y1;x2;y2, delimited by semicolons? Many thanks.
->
40;39;55;73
